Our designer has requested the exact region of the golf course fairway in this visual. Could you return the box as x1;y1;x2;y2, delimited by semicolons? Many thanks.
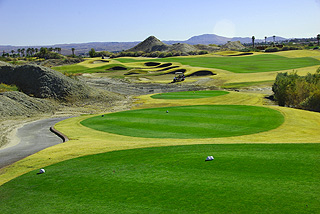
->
81;105;284;139
0;144;318;213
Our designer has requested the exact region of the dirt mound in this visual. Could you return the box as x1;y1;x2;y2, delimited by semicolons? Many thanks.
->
193;44;220;52
0;91;55;117
170;43;198;53
221;41;245;50
0;64;99;101
128;36;170;53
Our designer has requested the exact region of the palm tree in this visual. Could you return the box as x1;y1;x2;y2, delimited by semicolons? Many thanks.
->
265;36;267;44
21;48;25;57
11;50;15;57
17;49;21;57
252;36;255;48
71;48;75;57
273;35;276;43
317;34;320;46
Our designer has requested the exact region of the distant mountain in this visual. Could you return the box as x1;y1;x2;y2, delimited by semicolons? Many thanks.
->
0;34;288;55
175;34;287;45
183;34;230;45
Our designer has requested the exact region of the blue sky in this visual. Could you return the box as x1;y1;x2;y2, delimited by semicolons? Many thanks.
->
0;0;319;46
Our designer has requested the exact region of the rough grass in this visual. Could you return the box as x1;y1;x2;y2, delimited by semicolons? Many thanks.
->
1;144;319;213
150;90;229;99
81;105;284;139
0;83;18;92
222;80;274;89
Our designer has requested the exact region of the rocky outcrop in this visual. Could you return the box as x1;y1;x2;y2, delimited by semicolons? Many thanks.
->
221;41;245;50
0;64;99;101
0;91;55;117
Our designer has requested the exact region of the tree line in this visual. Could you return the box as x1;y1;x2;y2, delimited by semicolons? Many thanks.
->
272;67;320;112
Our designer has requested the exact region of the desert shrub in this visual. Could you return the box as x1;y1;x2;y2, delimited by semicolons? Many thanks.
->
265;47;279;52
272;68;320;111
198;50;208;55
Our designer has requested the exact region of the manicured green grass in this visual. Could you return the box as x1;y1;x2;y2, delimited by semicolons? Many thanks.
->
81;105;284;138
1;144;319;213
116;54;320;73
151;90;229;99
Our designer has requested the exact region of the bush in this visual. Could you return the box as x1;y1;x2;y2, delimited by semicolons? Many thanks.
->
272;68;320;112
265;47;279;52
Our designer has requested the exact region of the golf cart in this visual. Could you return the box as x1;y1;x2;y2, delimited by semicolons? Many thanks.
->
172;72;185;83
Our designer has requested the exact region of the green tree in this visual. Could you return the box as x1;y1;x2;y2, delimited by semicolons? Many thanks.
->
88;48;96;57
317;34;320;46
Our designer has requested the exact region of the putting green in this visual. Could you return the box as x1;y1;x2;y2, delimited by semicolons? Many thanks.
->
150;90;229;99
81;105;284;139
1;144;318;213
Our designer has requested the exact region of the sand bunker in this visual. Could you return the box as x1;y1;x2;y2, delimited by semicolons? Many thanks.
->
107;66;127;71
145;62;161;66
93;60;109;64
186;70;216;77
156;63;173;68
158;66;180;71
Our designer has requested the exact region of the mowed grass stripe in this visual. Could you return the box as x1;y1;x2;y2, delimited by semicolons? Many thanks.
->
1;144;318;213
81;105;284;138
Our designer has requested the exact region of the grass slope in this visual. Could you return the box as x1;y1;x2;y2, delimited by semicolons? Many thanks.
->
81;105;284;139
1;144;319;213
150;90;229;99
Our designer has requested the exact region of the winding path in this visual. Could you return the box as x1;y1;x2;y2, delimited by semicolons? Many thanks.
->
0;117;69;169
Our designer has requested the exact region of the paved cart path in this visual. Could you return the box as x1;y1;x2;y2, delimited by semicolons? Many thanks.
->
0;117;69;169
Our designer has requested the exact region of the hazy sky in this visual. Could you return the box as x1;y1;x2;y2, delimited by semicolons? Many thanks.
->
0;0;319;46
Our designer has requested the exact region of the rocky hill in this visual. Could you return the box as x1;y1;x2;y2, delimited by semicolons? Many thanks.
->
127;36;170;53
0;91;55;117
0;63;100;101
0;62;126;117
221;41;245;50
